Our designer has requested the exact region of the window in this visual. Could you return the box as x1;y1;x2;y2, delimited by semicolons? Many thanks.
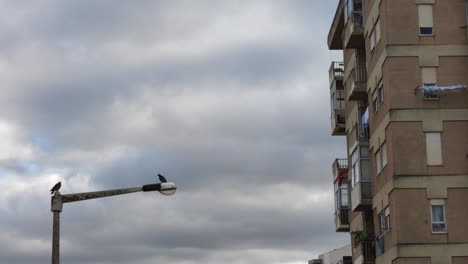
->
381;142;387;168
370;18;381;53
373;97;378;113
375;149;382;173
426;133;443;165
384;207;391;232
378;207;390;234
351;148;360;187
335;181;349;210
373;84;384;113
375;19;381;43
370;30;376;52
378;212;385;234
378;85;384;104
341;185;349;208
418;5;433;35
430;200;447;233
344;0;353;23
376;142;387;174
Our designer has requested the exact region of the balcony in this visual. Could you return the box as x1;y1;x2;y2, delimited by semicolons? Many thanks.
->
327;0;344;50
356;123;369;141
351;181;372;211
361;241;376;264
345;66;367;101
333;158;350;232
329;62;346;136
333;158;348;182
343;10;365;49
349;145;372;211
347;123;370;152
335;208;350;232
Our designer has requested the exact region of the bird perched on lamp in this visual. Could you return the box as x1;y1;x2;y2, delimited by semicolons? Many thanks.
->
50;182;61;194
158;174;167;183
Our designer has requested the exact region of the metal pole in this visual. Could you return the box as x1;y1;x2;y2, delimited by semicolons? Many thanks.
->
49;182;175;263
52;211;60;264
51;192;63;264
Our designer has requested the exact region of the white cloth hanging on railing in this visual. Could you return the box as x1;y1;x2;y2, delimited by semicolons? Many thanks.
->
422;84;467;92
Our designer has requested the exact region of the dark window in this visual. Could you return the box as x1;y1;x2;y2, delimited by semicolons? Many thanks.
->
420;27;433;35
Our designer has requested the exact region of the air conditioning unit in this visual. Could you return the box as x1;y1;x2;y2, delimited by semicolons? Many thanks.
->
308;259;322;264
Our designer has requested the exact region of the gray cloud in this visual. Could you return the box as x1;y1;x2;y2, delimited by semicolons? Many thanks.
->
0;1;347;263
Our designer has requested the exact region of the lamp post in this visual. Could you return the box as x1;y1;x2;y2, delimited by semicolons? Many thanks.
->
50;181;176;264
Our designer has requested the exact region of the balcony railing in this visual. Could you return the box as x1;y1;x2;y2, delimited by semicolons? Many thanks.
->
346;66;368;101
344;9;365;48
339;208;350;225
333;158;349;181
352;11;364;31
330;62;346;136
362;241;376;263
356;123;369;141
329;61;345;84
331;110;346;136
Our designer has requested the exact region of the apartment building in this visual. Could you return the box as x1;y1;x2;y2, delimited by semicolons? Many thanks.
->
327;0;468;263
309;245;352;264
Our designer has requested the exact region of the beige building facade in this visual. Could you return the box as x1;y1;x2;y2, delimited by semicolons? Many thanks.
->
327;0;468;263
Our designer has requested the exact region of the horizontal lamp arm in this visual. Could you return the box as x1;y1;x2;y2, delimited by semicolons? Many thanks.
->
61;187;143;203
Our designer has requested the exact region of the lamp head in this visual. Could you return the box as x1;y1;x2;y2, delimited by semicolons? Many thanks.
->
159;182;177;196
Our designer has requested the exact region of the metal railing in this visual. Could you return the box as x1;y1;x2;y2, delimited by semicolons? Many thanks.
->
334;158;349;169
353;11;364;30
345;66;367;99
339;208;350;225
356;123;369;141
333;110;346;124
333;158;349;181
337;260;353;264
362;241;376;263
329;61;345;83
349;66;367;85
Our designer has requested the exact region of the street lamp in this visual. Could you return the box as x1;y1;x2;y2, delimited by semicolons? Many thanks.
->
50;180;177;264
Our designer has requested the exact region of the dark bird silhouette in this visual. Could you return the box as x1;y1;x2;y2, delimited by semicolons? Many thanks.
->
158;174;167;183
50;182;61;194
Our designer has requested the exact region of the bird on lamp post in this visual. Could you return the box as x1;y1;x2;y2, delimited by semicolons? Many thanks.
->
158;174;167;183
50;182;62;194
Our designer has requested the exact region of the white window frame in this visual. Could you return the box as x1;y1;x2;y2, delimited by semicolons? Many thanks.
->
378;85;384;104
381;142;388;168
378;212;385;235
430;200;447;234
376;148;382;174
370;17;381;54
351;147;360;188
384;207;391;232
373;96;378;113
375;19;381;44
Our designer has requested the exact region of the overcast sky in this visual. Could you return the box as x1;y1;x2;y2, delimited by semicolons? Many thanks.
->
0;1;348;263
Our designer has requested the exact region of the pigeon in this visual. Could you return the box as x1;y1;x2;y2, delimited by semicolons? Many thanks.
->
50;182;61;194
158;174;167;183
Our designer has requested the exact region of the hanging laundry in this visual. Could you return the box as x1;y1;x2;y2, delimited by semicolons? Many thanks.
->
422;84;467;91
